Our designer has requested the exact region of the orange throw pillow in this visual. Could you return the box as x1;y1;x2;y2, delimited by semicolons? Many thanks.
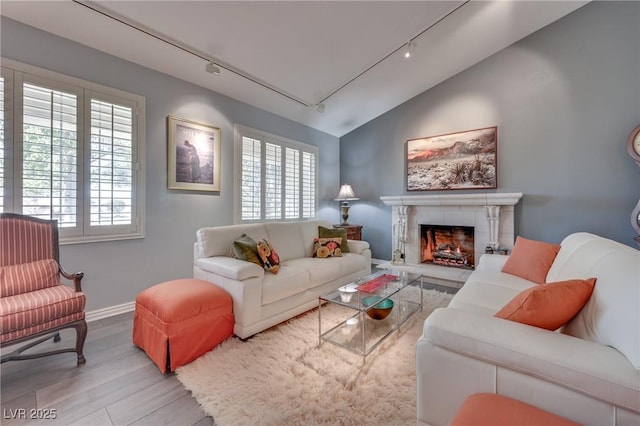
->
501;236;560;284
495;278;596;330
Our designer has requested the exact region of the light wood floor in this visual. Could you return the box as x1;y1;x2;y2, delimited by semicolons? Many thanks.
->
0;312;215;426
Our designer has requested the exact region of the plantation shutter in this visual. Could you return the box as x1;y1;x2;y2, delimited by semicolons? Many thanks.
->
89;97;135;228
241;136;261;220
0;76;4;213
264;142;281;220
236;125;318;222
21;82;78;227
2;59;145;243
301;151;315;218
284;147;299;219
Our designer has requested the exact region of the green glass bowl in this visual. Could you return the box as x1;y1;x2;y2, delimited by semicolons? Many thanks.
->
362;296;394;320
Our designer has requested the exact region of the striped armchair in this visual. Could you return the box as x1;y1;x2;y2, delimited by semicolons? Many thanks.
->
0;213;87;365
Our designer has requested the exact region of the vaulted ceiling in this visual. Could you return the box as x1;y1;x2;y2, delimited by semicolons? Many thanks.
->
1;1;588;137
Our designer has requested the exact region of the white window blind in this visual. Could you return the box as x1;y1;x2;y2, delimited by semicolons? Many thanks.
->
89;99;133;227
22;83;78;227
284;147;299;219
1;59;145;243
235;125;318;222
302;151;315;218
0;76;4;213
241;136;261;221
264;142;281;220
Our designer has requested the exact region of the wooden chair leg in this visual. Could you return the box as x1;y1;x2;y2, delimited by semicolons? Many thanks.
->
74;320;88;365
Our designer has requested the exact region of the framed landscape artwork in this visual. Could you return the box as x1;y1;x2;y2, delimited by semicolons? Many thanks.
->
167;116;221;191
406;126;497;191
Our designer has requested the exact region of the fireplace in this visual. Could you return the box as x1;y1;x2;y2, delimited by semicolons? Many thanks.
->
421;225;475;270
380;193;523;287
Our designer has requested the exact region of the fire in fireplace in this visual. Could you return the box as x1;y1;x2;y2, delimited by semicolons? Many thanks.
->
420;225;475;270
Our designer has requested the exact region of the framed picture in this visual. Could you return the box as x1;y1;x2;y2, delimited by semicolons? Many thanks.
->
167;116;221;191
406;126;497;191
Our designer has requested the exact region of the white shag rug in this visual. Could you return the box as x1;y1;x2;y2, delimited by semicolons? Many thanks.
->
176;288;453;426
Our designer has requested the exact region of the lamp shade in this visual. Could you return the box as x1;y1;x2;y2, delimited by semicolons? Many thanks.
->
335;184;359;201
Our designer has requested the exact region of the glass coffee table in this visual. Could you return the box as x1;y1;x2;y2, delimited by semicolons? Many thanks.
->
318;270;424;361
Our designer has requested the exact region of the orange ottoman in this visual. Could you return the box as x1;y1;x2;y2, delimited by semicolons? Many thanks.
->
451;393;581;426
133;279;234;373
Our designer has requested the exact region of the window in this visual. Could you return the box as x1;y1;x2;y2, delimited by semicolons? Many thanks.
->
234;125;317;222
1;59;145;243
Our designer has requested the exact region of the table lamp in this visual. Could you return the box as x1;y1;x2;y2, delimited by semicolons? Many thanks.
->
335;184;359;225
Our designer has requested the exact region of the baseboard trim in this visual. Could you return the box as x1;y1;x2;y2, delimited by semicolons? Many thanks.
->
86;301;135;323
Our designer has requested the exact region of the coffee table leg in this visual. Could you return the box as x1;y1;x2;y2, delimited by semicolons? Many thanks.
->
318;298;322;347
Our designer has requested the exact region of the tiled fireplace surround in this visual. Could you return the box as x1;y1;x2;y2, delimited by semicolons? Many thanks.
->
380;193;523;287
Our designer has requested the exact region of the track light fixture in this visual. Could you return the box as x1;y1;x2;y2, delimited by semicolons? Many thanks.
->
205;62;221;76
403;41;417;59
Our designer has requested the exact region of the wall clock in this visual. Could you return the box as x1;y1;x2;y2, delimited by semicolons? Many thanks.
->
628;124;640;243
628;124;640;164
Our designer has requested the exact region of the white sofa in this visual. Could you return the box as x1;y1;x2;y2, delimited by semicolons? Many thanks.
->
194;220;371;339
417;232;640;426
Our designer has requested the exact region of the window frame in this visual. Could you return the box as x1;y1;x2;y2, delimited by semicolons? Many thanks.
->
1;58;146;244
234;124;318;223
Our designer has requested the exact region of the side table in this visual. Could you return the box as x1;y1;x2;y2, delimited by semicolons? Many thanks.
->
333;224;362;240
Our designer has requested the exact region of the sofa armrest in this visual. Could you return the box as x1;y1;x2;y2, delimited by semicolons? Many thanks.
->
347;239;370;254
195;256;265;281
421;308;640;411
476;253;509;272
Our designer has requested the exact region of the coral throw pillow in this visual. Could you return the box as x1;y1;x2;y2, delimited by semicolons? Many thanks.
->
257;239;280;274
501;236;561;284
495;278;597;330
312;237;343;258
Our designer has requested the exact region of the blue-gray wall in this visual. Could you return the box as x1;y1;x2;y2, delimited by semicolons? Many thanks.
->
1;17;340;311
340;1;640;260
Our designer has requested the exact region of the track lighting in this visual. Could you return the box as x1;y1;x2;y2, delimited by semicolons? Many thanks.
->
403;41;417;59
205;62;221;76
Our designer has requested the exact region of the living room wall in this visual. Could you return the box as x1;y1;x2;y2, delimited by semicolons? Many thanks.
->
1;17;341;312
340;1;640;260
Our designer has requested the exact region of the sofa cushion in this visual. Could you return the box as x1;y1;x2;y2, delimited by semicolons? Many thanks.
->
318;226;350;253
261;262;310;305
501;236;560;284
549;233;640;369
0;259;60;297
198;223;267;258
263;222;305;262
313;238;343;258
448;270;534;316
495;278;596;330
298;220;333;257
232;234;262;266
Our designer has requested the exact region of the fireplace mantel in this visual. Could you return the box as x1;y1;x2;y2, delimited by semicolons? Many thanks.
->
380;193;523;207
379;193;523;287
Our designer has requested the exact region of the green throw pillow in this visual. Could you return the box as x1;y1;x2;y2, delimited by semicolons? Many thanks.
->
232;234;262;266
318;226;350;253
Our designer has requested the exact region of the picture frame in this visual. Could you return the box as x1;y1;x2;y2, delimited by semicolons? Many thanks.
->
406;126;497;191
167;116;221;191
